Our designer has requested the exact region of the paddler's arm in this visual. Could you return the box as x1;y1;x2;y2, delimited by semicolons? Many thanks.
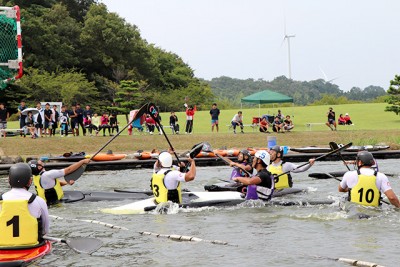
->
290;159;315;173
384;189;400;208
234;176;260;185
230;161;252;171
184;157;196;182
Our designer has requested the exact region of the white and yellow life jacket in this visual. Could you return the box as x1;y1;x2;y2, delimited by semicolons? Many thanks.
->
151;170;182;204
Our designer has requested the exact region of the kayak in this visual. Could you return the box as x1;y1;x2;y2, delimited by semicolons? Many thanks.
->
291;145;390;154
0;240;52;266
101;191;245;215
91;153;126;161
62;190;150;203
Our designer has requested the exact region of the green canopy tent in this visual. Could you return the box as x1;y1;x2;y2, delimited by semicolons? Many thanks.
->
241;90;294;117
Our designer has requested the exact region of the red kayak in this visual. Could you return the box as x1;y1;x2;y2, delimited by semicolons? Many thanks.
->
0;241;52;266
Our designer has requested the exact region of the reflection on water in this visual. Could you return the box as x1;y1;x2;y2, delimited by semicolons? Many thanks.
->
0;160;400;266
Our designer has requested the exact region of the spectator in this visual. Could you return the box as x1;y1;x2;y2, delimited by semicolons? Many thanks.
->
326;107;337;131
100;112;111;136
145;114;156;135
33;102;44;138
17;100;27;137
231;111;244;134
259;117;270;133
344;113;353;125
338;114;346;125
24;111;36;138
43;103;53;137
82;105;93;135
75;103;85;136
83;113;93;136
109;111;119;136
91;112;100;136
210;103;220;132
0;102;9;138
59;105;69;137
169;111;179;134
68;105;79;136
276;109;285;122
272;116;284;133
283;115;294;132
185;105;195;134
51;105;59;136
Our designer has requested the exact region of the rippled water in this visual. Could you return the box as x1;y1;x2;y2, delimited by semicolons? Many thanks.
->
1;159;400;267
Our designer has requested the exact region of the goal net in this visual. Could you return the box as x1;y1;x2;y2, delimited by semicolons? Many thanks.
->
0;5;22;89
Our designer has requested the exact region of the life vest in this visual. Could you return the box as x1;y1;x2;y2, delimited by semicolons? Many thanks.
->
0;194;41;247
230;162;252;179
151;170;182;204
349;170;381;207
33;173;64;205
268;162;292;189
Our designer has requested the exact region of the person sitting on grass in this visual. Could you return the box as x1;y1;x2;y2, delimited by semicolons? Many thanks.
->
259;117;270;133
344;113;353;125
100;112;111;136
24;111;36;138
283;115;294;132
338;114;346;125
272;116;284;133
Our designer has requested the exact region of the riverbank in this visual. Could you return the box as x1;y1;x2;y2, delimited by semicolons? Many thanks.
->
1;129;400;159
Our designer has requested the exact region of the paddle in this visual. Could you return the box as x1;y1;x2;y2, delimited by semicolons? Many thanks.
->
44;236;103;254
65;103;148;182
329;142;351;171
215;153;253;176
147;103;182;165
274;142;353;179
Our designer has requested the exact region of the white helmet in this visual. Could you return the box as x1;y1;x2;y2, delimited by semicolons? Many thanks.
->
158;151;172;168
254;150;270;166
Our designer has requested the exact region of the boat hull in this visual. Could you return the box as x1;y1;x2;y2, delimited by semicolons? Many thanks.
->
0;241;52;266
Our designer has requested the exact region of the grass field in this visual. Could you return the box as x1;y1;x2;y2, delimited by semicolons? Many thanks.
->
1;103;400;159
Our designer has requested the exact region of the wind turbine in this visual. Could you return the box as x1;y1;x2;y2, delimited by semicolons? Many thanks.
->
282;20;295;79
319;66;341;83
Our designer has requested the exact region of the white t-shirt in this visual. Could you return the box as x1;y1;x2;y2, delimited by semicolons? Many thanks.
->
1;188;50;235
154;167;186;189
231;114;242;123
340;168;392;193
40;169;65;189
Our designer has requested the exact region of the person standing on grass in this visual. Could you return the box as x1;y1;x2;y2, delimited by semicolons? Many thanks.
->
51;105;59;136
231;111;244;134
59;105;69;137
0;102;9;138
76;103;85;136
326;107;337;131
210;103;220;133
109;111;119;136
169;111;179;134
185;105;195;134
18;100;27;137
34;102;44;138
68;105;79;136
43;103;53;137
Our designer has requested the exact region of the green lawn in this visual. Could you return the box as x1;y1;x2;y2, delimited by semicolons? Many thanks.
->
6;103;399;133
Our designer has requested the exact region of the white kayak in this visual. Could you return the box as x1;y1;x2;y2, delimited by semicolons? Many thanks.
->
101;191;244;215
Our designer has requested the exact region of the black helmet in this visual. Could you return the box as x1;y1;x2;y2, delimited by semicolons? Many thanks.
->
28;160;43;175
270;145;283;158
239;149;252;162
9;163;32;188
356;151;375;167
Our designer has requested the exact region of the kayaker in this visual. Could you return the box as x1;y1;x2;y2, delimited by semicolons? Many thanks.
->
229;149;253;179
0;163;50;247
339;151;400;207
233;150;274;201
151;151;196;204
28;159;90;205
268;145;315;190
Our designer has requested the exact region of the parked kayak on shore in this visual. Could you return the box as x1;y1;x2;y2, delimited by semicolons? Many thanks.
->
0;240;52;267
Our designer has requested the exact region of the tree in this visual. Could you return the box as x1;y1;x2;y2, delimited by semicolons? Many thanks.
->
385;75;400;115
113;80;146;122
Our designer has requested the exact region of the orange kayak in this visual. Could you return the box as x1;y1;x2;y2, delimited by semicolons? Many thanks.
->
92;153;126;161
0;240;52;265
133;152;159;160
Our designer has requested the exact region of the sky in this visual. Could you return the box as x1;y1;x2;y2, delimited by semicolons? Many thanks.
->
101;0;400;92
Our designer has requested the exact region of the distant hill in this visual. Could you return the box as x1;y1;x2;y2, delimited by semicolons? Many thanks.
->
205;76;386;106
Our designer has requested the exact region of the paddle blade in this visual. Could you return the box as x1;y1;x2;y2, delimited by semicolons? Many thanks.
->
66;237;103;254
189;143;204;159
147;103;160;123
64;164;86;183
